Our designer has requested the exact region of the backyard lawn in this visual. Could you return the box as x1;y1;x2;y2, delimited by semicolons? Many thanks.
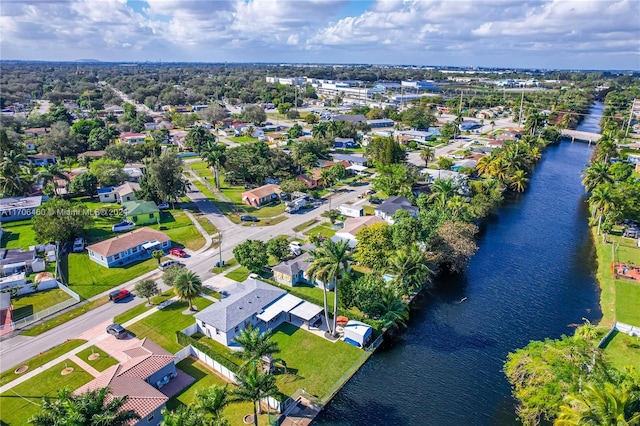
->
0;339;86;386
76;346;119;372
615;280;640;326
602;331;640;372
224;266;249;283
304;223;337;239
0;219;38;249
0;360;93;425
64;253;157;299
126;296;214;353
168;357;269;426
11;288;74;321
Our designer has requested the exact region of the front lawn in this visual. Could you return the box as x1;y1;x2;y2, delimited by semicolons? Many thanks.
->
271;323;363;397
150;210;205;251
232;136;259;143
196;215;218;235
11;288;74;321
0;360;93;425
64;253;157;299
76;346;119;372
168;357;269;426
0;339;86;386
0;219;38;249
114;290;175;324
304;223;337;239
602;330;640;372
293;219;318;233
126;296;214;353
224;266;249;283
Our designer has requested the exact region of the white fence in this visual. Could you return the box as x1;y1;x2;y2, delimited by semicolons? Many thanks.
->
598;321;640;348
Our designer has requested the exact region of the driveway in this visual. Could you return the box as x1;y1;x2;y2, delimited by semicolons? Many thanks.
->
95;332;141;363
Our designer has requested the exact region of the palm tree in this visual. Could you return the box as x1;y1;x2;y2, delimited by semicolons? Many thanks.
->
589;184;617;235
152;249;164;265
386;247;433;296
0;149;30;197
419;147;435;167
61;157;75;172
233;325;280;367
200;140;227;190
30;387;140;426
554;382;640;426
196;385;230;424
509;169;529;192
582;162;613;193
374;287;409;330
174;270;202;311
306;239;353;337
594;135;618;164
488;157;508;183
476;156;492;177
231;367;279;426
161;406;208;426
39;163;68;196
429;178;458;209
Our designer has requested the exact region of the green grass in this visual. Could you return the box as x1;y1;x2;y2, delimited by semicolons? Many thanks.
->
126;297;214;353
201;287;223;300
304;224;336;239
0;360;93;426
224;266;249;283
0;219;38;249
168;357;269;426
191;181;242;224
602;331;640;372
196;215;218;235
113;290;175;324
188;160;214;178
150;211;205;251
242;216;288;227
363;205;375;216
64;254;157;299
0;339;86;387
232;136;259;143
615;281;640;325
21;297;110;337
76;346;118;372
11;289;73;321
293;219;318;232
271;323;362;397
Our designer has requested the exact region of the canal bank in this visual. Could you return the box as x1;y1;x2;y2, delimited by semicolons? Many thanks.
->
314;141;601;424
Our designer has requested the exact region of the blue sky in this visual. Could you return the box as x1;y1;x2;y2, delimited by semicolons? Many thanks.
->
1;0;639;70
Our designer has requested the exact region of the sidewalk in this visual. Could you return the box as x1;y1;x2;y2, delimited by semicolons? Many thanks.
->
183;208;213;256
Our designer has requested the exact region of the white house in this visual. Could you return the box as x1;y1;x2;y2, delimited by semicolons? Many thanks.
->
374;196;419;224
342;320;372;348
194;279;323;348
98;182;141;203
87;227;171;268
118;132;147;145
332;216;385;248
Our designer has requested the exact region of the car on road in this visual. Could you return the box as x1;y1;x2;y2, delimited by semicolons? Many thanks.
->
109;289;131;302
240;215;259;222
169;248;187;258
158;202;170;210
106;323;128;339
159;259;184;271
72;237;84;252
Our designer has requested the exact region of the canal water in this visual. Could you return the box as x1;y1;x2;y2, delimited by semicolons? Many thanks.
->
314;104;604;425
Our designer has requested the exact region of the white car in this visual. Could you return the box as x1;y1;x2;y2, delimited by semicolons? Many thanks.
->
289;241;303;255
159;260;184;271
158;202;170;210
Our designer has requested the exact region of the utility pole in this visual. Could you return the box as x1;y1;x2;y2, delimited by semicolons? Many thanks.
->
624;100;636;137
218;237;223;274
518;91;525;128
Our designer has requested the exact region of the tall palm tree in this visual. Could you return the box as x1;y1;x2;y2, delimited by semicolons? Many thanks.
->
174;270;202;311
231;367;279;426
196;385;230;424
509;169;529;192
233;325;280;367
39;163;68;195
161;406;209;426
589;183;617;235
582;162;613;193
200;140;227;190
306;239;353;336
0;149;30;197
476;156;492;177
386;247;433;296
594;135;618;164
374;287;409;330
554;382;640;426
488;157;508;183
420;146;435;167
429;178;458;209
30;387;140;426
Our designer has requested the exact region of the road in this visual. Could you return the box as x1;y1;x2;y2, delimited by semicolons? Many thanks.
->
0;183;370;372
99;81;155;116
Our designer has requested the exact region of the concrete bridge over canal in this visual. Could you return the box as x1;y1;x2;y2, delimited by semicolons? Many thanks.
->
561;129;602;143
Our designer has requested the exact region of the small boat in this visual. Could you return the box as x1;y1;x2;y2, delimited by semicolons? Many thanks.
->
460;297;468;303
112;221;135;232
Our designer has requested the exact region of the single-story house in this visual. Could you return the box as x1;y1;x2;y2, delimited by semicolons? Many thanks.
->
87;227;171;268
332;216;385;248
296;169;322;189
343;320;372;348
322;160;351;170
420;168;465;183
0;248;44;277
27;153;57;166
98;182;140;204
272;253;312;287
123;201;160;225
367;118;395;128
241;184;281;207
0;196;43;222
77;150;106;161
333;114;367;124
334;137;355;149
332;154;367;167
24;128;49;138
374;196;419;224
24;140;36;151
118;132;147;145
104;105;125;116
452;159;478;171
123;166;144;182
194;278;323;348
75;338;176;426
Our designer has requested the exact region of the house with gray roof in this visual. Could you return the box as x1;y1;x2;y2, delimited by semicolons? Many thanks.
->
194;279;323;348
272;253;312;287
374;196;419;224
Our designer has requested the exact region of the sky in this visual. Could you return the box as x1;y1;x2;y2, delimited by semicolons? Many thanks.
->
1;0;639;70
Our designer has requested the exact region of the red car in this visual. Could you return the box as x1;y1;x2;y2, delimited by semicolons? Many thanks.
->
109;289;131;302
169;248;187;258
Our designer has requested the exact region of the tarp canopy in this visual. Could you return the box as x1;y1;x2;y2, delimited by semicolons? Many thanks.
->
257;294;303;322
289;301;323;321
141;240;160;250
346;164;367;172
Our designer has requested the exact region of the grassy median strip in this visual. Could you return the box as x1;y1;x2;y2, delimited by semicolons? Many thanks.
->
21;297;109;337
292;219;318;232
113;290;175;325
0;339;86;387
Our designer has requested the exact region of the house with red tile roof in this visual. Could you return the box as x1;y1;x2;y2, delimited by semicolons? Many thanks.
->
75;338;176;426
118;133;147;145
241;184;281;207
296;169;323;189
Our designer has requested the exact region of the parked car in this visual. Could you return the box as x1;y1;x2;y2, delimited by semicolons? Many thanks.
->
109;289;131;302
240;215;259;222
106;323;128;339
158;202;170;210
72;237;85;252
112;221;135;232
159;260;184;271
289;241;303;255
169;248;187;258
369;197;384;205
